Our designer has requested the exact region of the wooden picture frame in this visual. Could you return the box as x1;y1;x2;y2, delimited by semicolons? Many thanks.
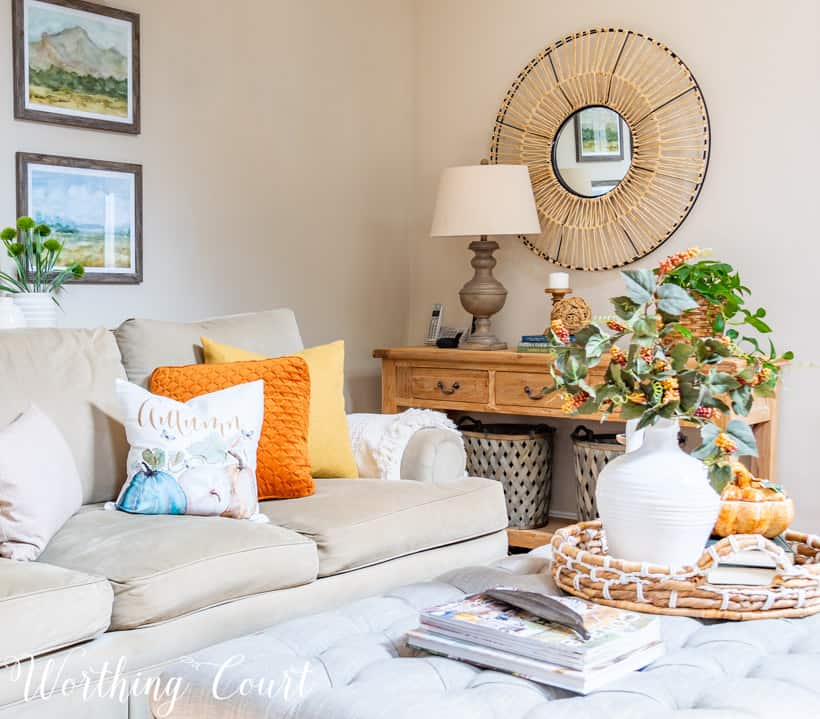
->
12;0;140;134
16;152;143;284
573;107;625;162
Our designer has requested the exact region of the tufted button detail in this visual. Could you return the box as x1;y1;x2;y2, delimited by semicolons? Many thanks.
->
156;559;820;718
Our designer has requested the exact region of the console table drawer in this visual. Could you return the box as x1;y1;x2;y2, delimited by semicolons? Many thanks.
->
409;368;489;403
495;371;558;408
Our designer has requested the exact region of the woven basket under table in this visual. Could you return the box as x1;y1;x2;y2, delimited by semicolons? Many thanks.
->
551;520;820;620
570;427;624;521
458;417;555;530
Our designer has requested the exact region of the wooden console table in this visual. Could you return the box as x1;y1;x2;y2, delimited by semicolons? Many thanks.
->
373;346;780;549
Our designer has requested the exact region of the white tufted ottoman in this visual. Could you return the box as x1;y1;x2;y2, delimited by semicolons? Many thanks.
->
153;552;820;718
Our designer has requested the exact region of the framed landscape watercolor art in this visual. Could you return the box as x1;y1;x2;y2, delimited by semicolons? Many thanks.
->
16;153;143;284
12;0;140;133
573;106;625;162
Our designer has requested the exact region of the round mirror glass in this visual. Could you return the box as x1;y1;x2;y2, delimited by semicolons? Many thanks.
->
552;106;632;198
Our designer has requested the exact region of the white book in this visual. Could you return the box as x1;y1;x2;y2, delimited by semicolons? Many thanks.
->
407;629;664;694
706;565;777;586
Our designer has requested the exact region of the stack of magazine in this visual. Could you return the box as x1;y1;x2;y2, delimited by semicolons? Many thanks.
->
407;590;663;693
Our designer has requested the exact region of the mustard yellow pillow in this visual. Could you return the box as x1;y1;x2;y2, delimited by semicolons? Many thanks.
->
201;337;359;479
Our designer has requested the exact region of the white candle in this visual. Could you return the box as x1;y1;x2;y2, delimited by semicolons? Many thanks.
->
548;272;570;289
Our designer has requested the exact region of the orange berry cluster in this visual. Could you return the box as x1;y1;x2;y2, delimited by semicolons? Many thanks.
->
627;391;647;405
606;319;628;333
657;247;700;275
738;369;770;387
694;406;719;420
660;377;679;404
551;319;570;344
639;347;654;364
653;358;671;373
610;345;627;366
715;432;738;454
561;390;590;414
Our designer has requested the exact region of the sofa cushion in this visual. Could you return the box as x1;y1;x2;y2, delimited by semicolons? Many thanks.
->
39;506;319;630
259;477;508;577
0;328;129;504
201;337;359;480
1;559;113;664
0;405;83;561
115;309;304;387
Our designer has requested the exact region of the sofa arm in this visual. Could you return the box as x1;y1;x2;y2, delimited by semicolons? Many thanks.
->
347;411;466;483
400;428;467;485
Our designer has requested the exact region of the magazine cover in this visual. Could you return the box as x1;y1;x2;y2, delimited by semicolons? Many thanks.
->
422;591;656;653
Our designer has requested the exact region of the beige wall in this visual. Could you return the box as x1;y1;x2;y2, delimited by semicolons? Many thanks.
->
0;0;415;411
410;0;820;525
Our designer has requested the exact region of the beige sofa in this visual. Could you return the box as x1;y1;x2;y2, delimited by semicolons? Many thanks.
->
0;309;509;719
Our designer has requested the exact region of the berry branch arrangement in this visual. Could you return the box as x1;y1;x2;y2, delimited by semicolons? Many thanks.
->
544;248;793;491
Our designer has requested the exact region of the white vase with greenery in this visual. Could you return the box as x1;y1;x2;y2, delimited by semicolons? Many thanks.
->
0;217;84;328
543;247;791;568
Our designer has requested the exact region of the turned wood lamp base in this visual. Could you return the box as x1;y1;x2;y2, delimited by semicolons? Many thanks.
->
458;237;507;351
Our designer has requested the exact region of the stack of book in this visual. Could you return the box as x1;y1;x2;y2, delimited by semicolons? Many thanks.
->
705;535;794;586
517;335;552;353
407;590;663;693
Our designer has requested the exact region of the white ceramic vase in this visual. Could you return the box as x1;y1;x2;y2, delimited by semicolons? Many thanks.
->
0;297;26;329
13;293;58;328
596;418;720;568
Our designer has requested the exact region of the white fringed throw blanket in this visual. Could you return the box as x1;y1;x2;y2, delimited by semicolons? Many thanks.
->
347;409;458;481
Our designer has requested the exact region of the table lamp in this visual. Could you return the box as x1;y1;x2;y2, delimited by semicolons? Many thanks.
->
430;161;541;350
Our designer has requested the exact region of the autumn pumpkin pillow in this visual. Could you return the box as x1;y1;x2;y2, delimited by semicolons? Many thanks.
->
114;378;265;519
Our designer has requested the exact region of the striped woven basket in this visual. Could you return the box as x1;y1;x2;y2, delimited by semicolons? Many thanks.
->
551;520;820;620
679;292;719;338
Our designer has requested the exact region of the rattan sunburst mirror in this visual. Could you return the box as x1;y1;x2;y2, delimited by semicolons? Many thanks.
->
490;28;710;271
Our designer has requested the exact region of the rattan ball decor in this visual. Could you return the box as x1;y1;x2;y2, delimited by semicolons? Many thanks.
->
490;28;710;271
550;296;592;334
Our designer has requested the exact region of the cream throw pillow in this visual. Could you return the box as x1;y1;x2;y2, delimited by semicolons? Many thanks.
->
0;405;82;561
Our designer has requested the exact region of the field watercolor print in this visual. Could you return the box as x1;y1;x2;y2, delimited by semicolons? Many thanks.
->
17;153;143;284
574;106;625;162
13;0;140;133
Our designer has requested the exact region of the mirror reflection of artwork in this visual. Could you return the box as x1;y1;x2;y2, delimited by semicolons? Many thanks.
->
553;107;632;198
12;0;140;134
574;107;624;162
16;152;143;284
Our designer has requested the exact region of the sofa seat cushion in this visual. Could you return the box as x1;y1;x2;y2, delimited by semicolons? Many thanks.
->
259;477;508;577
1;559;113;664
38;506;319;630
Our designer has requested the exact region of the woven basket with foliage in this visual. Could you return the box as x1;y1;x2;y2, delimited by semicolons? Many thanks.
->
678;292;719;338
552;521;820;620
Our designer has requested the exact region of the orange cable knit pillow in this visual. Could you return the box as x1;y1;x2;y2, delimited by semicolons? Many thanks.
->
149;357;314;500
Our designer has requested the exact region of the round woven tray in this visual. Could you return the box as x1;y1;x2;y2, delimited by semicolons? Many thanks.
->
551;520;820;620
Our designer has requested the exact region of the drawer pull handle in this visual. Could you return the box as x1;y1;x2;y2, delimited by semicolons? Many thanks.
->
523;385;549;400
436;381;460;395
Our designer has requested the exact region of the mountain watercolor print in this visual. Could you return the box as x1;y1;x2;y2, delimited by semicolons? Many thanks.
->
13;0;140;133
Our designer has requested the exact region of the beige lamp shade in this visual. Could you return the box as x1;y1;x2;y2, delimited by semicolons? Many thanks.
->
430;164;541;238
